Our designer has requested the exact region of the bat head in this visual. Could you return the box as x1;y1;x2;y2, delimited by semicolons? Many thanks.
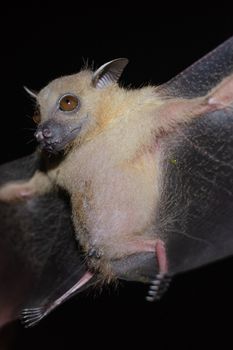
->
25;58;129;154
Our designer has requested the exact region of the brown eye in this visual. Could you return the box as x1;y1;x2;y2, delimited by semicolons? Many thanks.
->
59;94;79;112
33;108;41;124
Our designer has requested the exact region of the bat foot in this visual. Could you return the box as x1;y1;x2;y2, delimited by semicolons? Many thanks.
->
145;239;171;301
0;182;35;203
20;271;94;327
20;307;47;328
146;273;171;302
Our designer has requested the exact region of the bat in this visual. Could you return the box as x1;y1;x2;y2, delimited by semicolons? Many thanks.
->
1;35;233;328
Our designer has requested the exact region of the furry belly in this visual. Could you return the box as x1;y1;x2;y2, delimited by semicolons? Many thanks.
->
73;151;159;262
73;198;158;280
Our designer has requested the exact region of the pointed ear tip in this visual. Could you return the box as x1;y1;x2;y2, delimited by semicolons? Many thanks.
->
117;57;129;65
24;86;38;99
92;57;129;89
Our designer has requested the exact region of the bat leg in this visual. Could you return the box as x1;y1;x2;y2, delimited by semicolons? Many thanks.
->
118;238;171;300
146;239;171;302
20;271;94;328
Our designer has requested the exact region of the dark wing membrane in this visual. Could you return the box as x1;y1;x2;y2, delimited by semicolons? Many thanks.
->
0;155;92;328
114;106;233;280
158;36;233;98
0;154;38;327
157;106;233;275
117;37;233;281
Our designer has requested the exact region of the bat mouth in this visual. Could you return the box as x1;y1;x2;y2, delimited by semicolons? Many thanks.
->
38;125;82;154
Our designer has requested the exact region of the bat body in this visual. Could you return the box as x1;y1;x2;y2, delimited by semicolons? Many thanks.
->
1;36;233;327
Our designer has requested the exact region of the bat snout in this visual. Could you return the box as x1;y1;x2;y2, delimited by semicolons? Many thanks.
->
35;128;52;142
34;122;62;153
34;120;81;153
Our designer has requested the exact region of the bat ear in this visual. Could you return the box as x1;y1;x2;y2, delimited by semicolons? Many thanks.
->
24;86;38;99
92;58;129;89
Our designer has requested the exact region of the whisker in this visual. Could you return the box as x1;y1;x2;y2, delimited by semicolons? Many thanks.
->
22;127;37;132
25;115;34;120
26;138;36;145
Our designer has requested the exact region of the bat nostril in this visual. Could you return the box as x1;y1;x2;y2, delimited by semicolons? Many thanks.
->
42;128;52;138
35;131;44;142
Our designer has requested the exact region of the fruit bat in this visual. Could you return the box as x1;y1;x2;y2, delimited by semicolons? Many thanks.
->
1;35;233;328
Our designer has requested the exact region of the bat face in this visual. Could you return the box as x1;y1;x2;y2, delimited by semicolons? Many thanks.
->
33;58;129;153
33;71;95;153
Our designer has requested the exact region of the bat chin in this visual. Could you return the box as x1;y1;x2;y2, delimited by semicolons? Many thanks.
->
40;142;65;155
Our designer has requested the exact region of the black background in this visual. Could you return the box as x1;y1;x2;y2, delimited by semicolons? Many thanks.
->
1;3;233;349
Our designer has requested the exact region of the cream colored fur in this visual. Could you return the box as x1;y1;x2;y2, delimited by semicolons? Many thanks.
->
0;64;226;278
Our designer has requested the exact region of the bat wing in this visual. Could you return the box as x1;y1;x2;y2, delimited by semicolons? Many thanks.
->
157;36;233;98
159;107;233;275
0;154;95;328
112;36;233;284
156;35;233;275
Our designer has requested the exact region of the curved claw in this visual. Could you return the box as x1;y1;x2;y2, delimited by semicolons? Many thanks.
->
146;273;171;302
20;307;48;328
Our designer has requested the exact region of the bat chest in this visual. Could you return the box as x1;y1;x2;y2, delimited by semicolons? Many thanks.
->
59;135;160;277
70;151;159;272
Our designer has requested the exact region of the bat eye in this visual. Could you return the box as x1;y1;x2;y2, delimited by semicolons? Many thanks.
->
59;94;79;112
33;109;41;124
